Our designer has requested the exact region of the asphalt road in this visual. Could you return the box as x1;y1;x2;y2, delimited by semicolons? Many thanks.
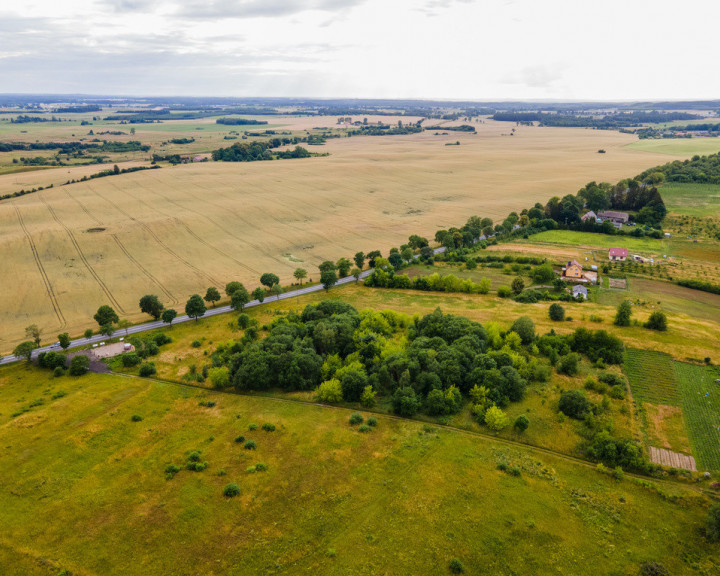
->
1;248;445;365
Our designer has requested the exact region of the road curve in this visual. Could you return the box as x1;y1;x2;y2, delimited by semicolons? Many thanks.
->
1;248;445;365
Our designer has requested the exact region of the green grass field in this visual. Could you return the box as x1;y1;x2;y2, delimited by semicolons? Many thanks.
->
660;182;720;218
627;138;720;156
0;363;718;575
523;230;667;254
624;348;680;406
674;362;720;471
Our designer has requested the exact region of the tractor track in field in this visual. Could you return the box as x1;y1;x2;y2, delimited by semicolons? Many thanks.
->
112;371;719;499
37;194;125;314
12;204;66;327
90;184;221;287
64;187;103;226
110;234;178;305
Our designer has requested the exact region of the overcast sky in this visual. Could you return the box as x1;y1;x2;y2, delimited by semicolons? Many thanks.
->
1;0;718;100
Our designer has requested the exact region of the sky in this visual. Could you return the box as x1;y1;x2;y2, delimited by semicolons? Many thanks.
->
1;0;718;100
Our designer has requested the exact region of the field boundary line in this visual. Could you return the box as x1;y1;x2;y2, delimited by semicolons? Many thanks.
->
12;204;66;327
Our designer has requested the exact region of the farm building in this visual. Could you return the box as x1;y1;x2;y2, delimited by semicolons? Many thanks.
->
580;210;597;222
609;247;628;261
572;285;588;299
598;210;629;225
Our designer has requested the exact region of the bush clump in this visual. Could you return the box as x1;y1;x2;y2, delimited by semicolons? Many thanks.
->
121;353;142;367
558;390;592;420
223;483;241;497
366;416;378;427
248;423;258;430
255;462;268;471
358;424;372;433
53;366;65;378
349;413;364;425
234;435;245;443
449;558;465;574
68;355;90;376
139;362;156;377
191;340;202;348
549;303;565;321
130;414;143;422
165;464;181;479
244;440;257;450
261;423;276;432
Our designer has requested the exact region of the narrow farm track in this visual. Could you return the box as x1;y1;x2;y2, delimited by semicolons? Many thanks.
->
12;204;66;327
118;371;718;499
37;194;126;314
89;183;221;286
64;188;103;227
110;234;178;305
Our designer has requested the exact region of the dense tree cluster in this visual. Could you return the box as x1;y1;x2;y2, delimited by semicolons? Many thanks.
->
491;111;700;128
211;141;312;162
637;152;720;185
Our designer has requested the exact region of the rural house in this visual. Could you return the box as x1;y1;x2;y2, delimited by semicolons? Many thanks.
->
598;210;629;225
572;285;588;299
609;247;628;261
561;260;598;284
563;259;584;279
581;210;597;222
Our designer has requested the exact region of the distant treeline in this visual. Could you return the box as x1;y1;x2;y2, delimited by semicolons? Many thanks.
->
425;124;476;132
0;140;149;153
491;111;702;128
10;115;64;123
676;279;720;295
637;152;720;185
211;141;312;162
54;105;102;113
216;118;269;126
347;124;423;136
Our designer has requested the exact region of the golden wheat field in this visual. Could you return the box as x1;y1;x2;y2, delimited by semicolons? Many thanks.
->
0;120;683;351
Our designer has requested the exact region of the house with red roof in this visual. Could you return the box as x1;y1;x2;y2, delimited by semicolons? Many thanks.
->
609;248;628;261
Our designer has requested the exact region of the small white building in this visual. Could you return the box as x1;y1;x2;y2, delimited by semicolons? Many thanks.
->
572;285;588;299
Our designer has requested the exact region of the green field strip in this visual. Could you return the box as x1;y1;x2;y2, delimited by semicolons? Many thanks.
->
673;362;720;471
624;348;681;406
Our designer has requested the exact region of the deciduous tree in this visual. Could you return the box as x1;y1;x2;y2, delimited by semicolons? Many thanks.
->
57;332;71;350
25;324;42;346
185;294;206;321
614;300;632;326
94;305;119;327
139;294;164;319
353;251;365;269
321;269;338;291
161;308;177;326
204;287;221;308
260;273;279;289
13;341;35;362
231;287;250;311
293;268;307;285
252;287;265;303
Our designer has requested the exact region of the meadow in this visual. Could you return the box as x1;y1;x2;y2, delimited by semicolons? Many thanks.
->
627;138;720;156
659;182;720;218
0;119;682;351
522;230;668;254
1;362;718;576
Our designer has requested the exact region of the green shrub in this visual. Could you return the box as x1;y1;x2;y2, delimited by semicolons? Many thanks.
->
558;390;592;420
121;353;141;367
234;435;245;443
349;413;364;425
223;483;241;497
644;310;668;331
317;378;343;402
549;303;565;321
139;362;156;377
557;353;580;376
248;423;258;430
589;314;603;323
255;462;268;471
358;424;371;433
449;558;465;574
367;416;378;427
130;414;143;422
68;355;90;376
51;390;66;399
246;465;257;473
53;366;65;378
191;340;202;348
610;385;626;399
187;451;202;462
164;464;181;479
186;461;208;472
261;423;276;432
497;285;512;298
639;562;669;576
509;466;522;477
496;461;508;472
514;414;529;432
707;502;720;541
198;400;216;407
244;440;257;450
237;313;250;329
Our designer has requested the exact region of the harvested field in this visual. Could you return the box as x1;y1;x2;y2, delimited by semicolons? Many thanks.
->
0;122;685;350
648;446;696;471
